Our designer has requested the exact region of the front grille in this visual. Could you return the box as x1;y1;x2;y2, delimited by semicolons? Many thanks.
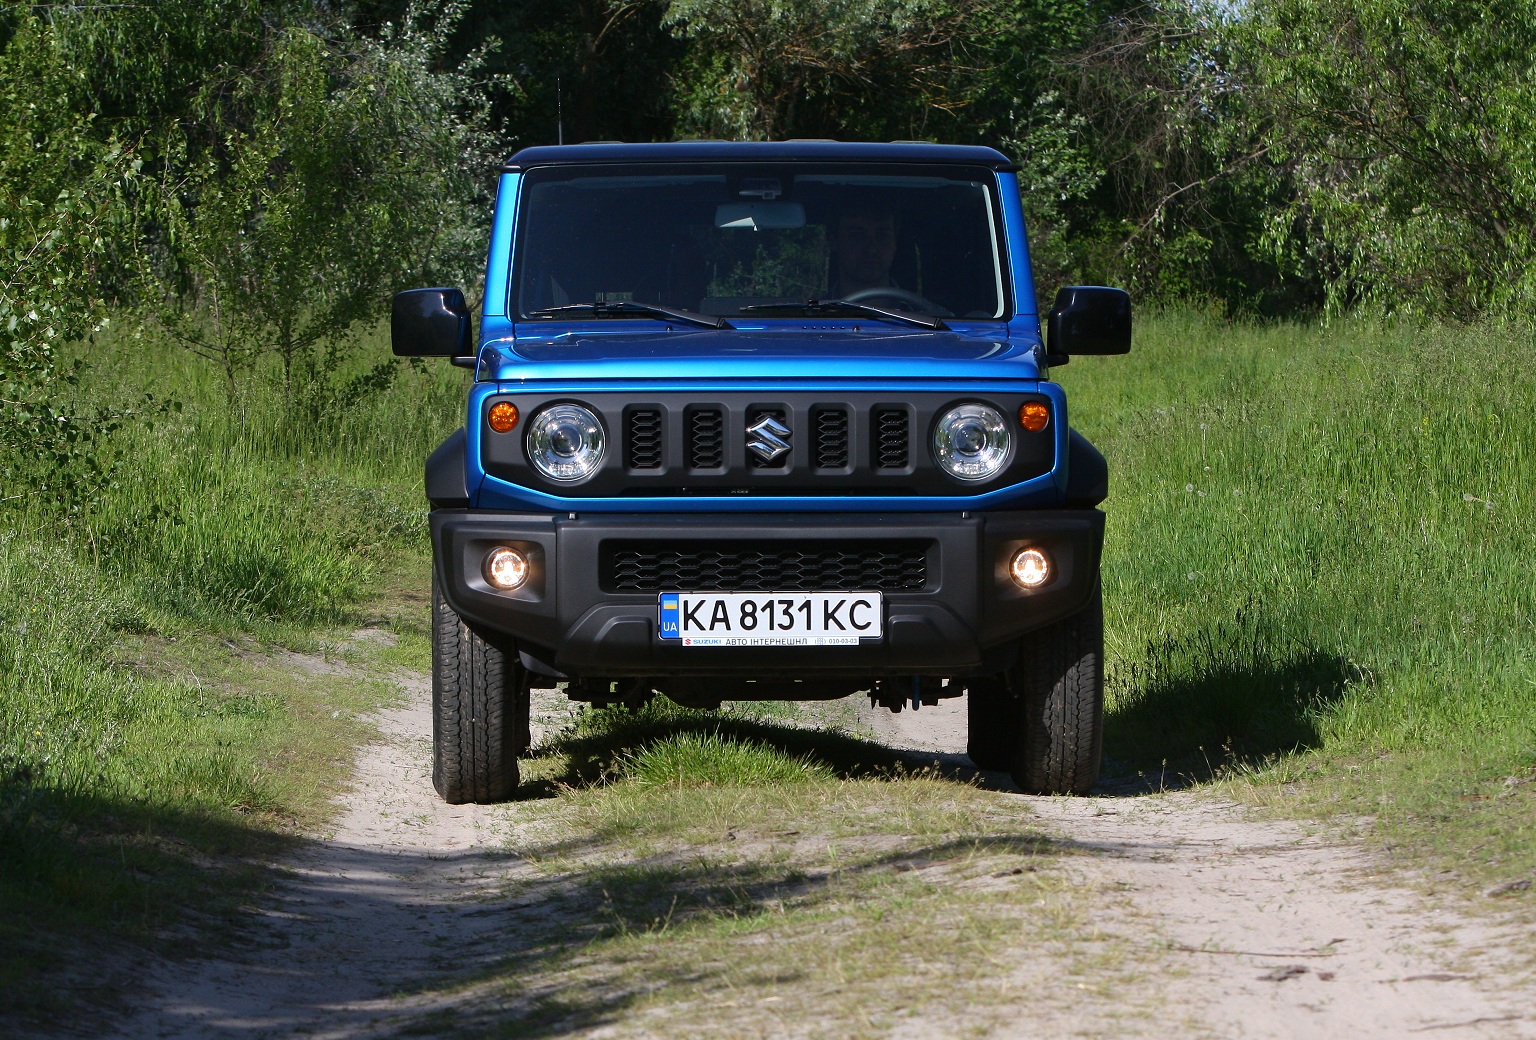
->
608;541;929;592
626;408;662;469
874;407;910;469
687;407;724;469
479;391;1055;496
813;407;849;469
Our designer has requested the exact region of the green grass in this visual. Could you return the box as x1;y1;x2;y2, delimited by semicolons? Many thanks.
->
1063;312;1536;885
0;317;460;1017
4;308;1535;1025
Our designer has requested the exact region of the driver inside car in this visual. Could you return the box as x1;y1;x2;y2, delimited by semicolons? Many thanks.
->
829;203;900;298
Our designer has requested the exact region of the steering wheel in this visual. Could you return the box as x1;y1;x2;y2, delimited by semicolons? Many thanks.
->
841;286;951;317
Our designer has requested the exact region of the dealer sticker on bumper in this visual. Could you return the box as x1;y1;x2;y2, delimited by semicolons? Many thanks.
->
659;592;883;646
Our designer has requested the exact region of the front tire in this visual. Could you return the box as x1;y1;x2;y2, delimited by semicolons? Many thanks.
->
432;573;528;803
1008;590;1104;795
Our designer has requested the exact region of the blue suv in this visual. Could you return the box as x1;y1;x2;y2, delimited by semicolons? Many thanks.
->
393;141;1131;803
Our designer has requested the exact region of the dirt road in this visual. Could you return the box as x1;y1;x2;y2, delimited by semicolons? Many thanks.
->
104;671;1534;1039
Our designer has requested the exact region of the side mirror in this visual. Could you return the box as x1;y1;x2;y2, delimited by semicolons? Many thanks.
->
1046;286;1131;363
392;288;470;358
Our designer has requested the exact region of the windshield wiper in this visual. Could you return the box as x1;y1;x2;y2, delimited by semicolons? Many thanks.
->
739;299;948;331
526;301;732;330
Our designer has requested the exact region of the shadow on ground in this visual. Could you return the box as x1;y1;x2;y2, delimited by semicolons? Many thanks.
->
1103;608;1359;789
518;698;1001;799
0;779;294;1027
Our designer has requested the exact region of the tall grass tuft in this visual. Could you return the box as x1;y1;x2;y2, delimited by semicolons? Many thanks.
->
618;730;836;788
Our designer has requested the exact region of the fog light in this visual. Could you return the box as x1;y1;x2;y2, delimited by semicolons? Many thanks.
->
484;546;529;590
1010;547;1051;589
488;401;519;433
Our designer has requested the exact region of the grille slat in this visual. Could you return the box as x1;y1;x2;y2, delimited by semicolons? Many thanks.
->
687;407;724;469
626;408;663;469
813;407;849;469
609;541;928;592
874;408;910;469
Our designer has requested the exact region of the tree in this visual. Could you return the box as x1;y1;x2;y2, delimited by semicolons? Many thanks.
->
145;7;496;411
658;0;997;140
1243;0;1536;317
1043;2;1305;309
0;13;142;511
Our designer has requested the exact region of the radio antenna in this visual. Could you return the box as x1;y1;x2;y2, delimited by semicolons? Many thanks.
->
556;75;564;145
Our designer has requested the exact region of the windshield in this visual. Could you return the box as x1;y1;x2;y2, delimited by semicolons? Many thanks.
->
514;163;1009;322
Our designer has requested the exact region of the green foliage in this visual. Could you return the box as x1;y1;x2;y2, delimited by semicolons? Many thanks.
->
422;0;675;146
145;7;495;408
0;15;144;511
0;2;490;512
662;0;987;139
1242;0;1536;317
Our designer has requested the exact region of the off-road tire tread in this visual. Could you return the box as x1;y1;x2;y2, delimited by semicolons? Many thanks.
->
1009;590;1104;795
432;575;526;804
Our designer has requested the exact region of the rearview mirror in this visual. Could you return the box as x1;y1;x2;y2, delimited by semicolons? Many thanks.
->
392;287;470;358
1046;286;1131;361
715;202;806;231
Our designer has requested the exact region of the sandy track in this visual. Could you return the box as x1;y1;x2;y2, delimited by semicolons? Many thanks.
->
102;679;1534;1039
873;698;1536;1038
108;673;522;1039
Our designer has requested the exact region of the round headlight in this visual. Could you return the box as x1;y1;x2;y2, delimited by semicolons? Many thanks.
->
933;403;1010;482
527;404;605;482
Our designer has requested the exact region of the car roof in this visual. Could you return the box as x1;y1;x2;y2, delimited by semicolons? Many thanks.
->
503;140;1015;170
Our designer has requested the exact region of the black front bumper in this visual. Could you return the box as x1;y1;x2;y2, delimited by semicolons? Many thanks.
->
431;509;1103;678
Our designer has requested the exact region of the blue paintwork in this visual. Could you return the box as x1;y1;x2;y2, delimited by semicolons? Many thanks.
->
460;142;1074;514
505;140;1015;170
481;172;519;319
480;329;1042;383
996;172;1040;325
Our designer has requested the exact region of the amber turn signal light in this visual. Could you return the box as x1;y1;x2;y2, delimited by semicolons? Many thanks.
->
1019;401;1050;432
488;401;519;433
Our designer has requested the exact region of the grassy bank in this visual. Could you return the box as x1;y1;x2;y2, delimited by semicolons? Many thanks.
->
0;321;461;1015
1064;314;1536;885
3;310;1534;1021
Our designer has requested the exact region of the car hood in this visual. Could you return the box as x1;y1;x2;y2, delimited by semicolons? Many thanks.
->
480;327;1044;383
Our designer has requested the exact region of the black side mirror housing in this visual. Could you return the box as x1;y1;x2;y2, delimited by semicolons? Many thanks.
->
1046;286;1132;364
392;288;471;359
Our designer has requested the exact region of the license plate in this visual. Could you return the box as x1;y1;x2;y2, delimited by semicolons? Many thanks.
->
658;592;883;646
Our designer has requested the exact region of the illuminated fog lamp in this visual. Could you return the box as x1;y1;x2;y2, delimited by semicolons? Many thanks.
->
483;547;529;590
488;401;519;433
1019;401;1050;432
1010;547;1051;589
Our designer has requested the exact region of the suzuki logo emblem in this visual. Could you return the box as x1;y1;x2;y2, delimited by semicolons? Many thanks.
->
746;414;792;463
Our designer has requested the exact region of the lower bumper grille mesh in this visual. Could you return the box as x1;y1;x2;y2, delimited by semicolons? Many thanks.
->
607;541;929;592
